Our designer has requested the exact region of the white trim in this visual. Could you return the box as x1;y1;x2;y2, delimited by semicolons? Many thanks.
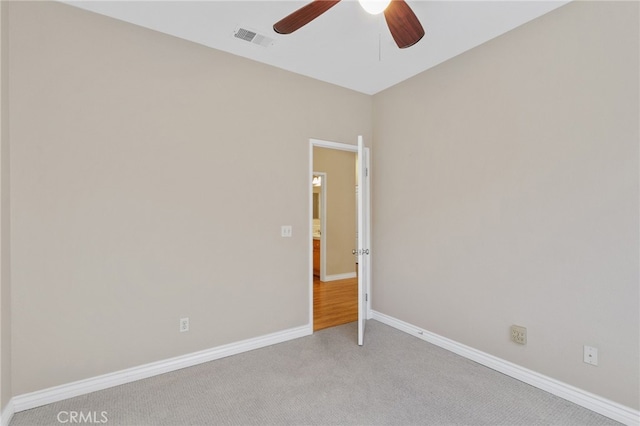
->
310;138;357;152
357;135;365;346
1;399;14;426
371;311;640;426
363;146;372;321
13;324;311;413
322;272;357;282
312;171;328;282
308;143;314;327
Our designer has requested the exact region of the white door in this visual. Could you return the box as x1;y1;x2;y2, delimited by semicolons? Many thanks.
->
357;135;371;346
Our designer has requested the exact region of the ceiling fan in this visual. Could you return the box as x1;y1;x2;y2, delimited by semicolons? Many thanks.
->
273;0;425;49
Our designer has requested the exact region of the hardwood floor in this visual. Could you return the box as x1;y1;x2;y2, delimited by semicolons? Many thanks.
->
313;276;358;331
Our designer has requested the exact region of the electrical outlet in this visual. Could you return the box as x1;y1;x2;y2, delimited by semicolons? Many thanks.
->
510;325;527;345
179;317;189;333
584;345;598;366
281;225;292;237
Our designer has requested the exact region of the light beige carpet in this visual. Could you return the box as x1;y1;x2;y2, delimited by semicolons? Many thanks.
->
11;320;619;425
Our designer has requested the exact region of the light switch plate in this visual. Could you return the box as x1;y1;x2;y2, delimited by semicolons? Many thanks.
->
281;225;292;237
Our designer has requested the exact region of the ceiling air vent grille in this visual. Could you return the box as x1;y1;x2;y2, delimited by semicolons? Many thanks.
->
234;28;256;42
233;27;274;48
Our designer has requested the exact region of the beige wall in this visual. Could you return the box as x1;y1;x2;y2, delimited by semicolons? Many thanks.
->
313;147;357;277
0;0;10;412
372;1;639;409
8;1;372;395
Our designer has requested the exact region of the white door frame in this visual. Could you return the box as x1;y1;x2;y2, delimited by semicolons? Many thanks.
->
312;171;327;281
309;138;371;331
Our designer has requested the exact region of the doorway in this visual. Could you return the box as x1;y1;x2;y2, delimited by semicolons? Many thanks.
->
309;138;370;337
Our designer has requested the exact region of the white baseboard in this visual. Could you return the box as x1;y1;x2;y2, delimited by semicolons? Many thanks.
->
323;272;357;282
1;399;14;426
371;310;640;426
13;324;312;413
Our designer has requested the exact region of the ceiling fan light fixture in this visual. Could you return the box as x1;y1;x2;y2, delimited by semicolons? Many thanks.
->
273;0;424;49
358;0;391;15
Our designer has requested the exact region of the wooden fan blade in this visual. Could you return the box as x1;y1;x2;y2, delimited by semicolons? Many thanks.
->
273;0;341;34
384;0;425;49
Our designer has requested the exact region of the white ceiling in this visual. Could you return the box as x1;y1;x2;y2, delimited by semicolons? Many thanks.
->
64;0;570;95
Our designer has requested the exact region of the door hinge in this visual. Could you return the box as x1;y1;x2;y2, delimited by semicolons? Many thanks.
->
365;293;368;302
365;167;369;177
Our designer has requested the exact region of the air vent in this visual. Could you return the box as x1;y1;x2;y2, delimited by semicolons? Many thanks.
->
233;27;274;48
234;28;256;42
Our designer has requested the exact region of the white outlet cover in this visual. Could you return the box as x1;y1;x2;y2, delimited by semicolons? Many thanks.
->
180;317;189;332
584;345;598;366
510;325;527;345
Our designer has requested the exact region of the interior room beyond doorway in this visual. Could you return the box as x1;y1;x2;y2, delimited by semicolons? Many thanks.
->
312;146;358;331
